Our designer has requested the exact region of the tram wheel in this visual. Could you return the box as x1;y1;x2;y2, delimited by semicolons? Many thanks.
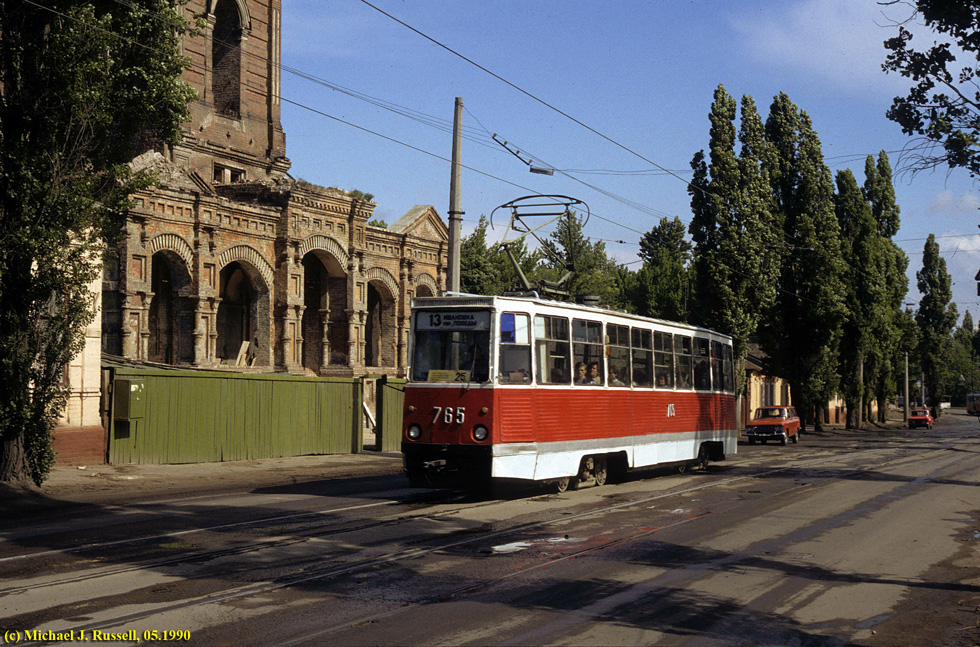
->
791;433;799;444
593;457;608;486
555;477;570;493
748;438;756;445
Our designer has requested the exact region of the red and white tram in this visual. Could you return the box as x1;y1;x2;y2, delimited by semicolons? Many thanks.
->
401;294;737;490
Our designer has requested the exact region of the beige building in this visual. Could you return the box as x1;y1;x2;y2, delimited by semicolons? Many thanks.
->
56;0;448;465
101;0;449;376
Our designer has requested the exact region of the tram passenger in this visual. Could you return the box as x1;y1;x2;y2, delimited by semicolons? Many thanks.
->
609;366;625;387
575;362;591;385
588;361;602;386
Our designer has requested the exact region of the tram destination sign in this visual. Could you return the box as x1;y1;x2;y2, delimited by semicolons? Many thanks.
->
416;310;490;331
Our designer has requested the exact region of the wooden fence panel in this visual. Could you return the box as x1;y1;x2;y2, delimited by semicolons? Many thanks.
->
108;369;364;465
376;377;405;453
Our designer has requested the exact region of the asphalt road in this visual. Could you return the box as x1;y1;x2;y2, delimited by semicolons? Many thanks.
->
2;411;980;646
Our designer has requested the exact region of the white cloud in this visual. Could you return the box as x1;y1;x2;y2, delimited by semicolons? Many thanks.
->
907;234;980;317
929;190;980;217
729;0;925;95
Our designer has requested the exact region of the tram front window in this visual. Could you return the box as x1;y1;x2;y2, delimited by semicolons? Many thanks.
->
411;310;490;383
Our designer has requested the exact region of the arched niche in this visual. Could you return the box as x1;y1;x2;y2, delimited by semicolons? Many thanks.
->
365;277;397;368
215;260;271;366
148;251;194;364
301;249;349;371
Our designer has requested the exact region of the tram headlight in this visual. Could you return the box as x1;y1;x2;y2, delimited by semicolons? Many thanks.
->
472;425;489;442
407;424;422;440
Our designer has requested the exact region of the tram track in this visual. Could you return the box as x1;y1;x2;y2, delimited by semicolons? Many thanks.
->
9;434;969;646
270;434;980;647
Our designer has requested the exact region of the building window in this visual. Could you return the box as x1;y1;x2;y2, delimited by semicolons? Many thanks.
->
212;0;242;118
213;163;245;184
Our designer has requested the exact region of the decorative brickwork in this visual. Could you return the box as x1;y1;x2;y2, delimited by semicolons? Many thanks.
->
102;0;448;378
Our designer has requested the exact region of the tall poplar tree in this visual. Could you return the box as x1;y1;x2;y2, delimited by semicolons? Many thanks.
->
688;86;779;389
915;234;958;414
835;169;885;427
759;94;846;431
863;152;909;421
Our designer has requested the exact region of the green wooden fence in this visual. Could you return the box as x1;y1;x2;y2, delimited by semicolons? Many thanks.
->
376;376;405;453
108;368;364;465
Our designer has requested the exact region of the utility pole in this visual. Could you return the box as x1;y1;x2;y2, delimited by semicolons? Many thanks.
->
447;97;463;293
904;352;909;421
857;362;864;428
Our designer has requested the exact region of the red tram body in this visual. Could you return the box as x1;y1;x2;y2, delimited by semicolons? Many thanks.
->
402;294;737;489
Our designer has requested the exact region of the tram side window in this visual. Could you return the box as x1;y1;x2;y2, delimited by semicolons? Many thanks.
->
654;331;674;389
694;337;711;391
722;343;734;393
535;315;570;384
675;335;693;389
711;340;724;391
631;328;653;388
573;319;603;385
498;312;531;384
607;323;630;387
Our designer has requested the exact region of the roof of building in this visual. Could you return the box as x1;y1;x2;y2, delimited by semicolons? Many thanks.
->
389;205;449;240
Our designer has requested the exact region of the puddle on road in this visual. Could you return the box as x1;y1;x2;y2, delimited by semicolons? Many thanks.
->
492;541;532;554
491;537;586;554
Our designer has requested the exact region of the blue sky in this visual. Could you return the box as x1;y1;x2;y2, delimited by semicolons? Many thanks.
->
280;0;980;321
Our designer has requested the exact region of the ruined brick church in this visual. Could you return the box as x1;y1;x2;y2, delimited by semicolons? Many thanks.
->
102;0;449;377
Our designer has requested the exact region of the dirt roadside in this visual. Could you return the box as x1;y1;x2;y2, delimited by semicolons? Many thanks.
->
0;451;405;520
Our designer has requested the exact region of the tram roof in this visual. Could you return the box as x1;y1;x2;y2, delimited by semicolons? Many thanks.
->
411;293;731;341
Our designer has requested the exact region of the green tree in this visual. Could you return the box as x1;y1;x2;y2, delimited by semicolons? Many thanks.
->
0;0;196;484
367;218;388;228
632;217;690;321
835;169;883;427
949;310;978;404
863;152;901;237
459;216;501;295
863;152;909;421
915;234;958;414
895;308;922;407
688;87;780;392
541;212;622;307
882;1;980;176
759;94;847;431
460;215;546;296
491;236;544;295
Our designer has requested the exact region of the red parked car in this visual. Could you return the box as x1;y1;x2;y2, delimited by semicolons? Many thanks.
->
745;406;800;446
908;408;934;429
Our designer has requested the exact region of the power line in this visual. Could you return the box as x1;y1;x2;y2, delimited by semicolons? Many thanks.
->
30;0;964;301
359;0;704;196
23;0;660;242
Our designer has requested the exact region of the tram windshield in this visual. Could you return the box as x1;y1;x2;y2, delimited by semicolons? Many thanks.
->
411;310;491;383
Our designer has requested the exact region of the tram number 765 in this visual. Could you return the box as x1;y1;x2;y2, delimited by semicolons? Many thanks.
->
432;407;465;424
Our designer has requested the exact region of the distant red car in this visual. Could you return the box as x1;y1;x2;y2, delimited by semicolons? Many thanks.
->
745;406;800;446
908;408;934;429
